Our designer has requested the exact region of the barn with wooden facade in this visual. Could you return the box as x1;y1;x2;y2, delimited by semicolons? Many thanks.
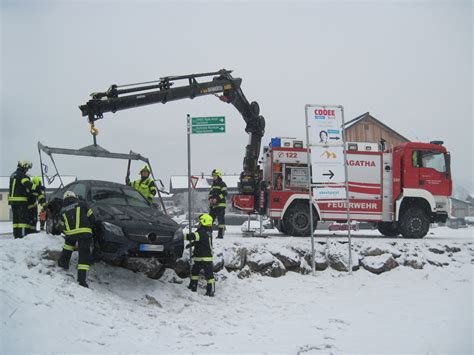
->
344;112;410;150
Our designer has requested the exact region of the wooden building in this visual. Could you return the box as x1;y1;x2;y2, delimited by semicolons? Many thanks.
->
344;112;410;149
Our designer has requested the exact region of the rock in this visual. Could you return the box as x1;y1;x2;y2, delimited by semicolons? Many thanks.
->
428;247;445;254
173;258;191;278
271;248;301;270
297;258;312;275
403;255;426;269
445;245;461;253
303;252;328;271
327;243;360;272
247;250;286;277
123;258;165;279
41;249;61;261
224;245;247;270
237;265;252;279
213;252;224;273
360;246;401;258
361;254;398;274
144;294;163;308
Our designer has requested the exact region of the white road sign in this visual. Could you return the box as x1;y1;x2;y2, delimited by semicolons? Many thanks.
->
306;106;344;147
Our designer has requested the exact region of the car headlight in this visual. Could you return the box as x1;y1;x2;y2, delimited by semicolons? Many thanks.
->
102;221;125;237
173;227;184;241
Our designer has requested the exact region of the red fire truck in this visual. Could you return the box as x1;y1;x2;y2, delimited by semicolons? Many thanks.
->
233;137;452;239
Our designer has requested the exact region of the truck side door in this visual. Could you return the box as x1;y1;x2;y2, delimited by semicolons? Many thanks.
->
409;149;451;196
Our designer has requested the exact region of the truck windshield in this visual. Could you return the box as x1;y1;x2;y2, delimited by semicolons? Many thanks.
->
419;151;447;173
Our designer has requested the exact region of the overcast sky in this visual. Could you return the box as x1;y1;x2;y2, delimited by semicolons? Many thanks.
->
1;0;472;193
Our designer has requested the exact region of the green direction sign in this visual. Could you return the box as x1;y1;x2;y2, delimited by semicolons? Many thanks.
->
192;116;225;125
192;125;225;134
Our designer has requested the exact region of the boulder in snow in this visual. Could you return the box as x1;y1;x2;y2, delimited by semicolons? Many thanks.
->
403;255;426;269
360;245;401;258
445;245;461;253
271;248;301;270
237;265;252;279
327;243;360;272
247;249;286;277
213;251;224;273
360;253;399;274
224;245;248;270
303;252;329;271
428;247;445;254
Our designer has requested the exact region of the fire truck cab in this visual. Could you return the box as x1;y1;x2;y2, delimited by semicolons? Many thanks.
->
234;137;452;239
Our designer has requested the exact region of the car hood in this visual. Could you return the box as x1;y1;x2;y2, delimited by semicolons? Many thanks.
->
93;204;178;232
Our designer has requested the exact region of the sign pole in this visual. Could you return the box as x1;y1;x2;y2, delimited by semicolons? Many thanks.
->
340;106;353;275
187;114;193;267
305;105;316;276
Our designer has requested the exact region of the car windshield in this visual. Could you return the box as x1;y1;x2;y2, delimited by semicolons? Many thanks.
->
90;186;149;207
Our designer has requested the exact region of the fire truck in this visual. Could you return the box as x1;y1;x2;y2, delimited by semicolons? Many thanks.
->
233;137;452;239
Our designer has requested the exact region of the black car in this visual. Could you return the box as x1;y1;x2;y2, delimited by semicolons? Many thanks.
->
46;180;184;265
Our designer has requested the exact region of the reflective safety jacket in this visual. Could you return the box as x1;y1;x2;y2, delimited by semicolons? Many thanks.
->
185;226;213;262
60;198;95;237
209;178;227;208
8;169;33;205
28;184;46;210
130;177;158;203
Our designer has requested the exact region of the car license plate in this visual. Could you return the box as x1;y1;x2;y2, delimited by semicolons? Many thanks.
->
139;244;164;252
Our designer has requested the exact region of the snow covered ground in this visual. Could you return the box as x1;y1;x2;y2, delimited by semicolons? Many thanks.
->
0;222;473;353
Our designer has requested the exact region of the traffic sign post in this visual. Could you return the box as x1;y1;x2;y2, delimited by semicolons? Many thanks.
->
305;104;353;276
190;175;199;189
191;116;226;134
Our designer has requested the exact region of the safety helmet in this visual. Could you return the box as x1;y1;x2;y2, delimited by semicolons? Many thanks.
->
140;165;151;174
32;176;42;186
211;168;222;178
63;191;77;200
18;160;33;170
198;213;213;227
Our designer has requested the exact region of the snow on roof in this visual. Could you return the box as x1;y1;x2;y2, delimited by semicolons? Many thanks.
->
170;175;240;192
0;175;77;190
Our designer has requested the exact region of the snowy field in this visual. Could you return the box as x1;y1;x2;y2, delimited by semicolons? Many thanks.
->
0;222;473;354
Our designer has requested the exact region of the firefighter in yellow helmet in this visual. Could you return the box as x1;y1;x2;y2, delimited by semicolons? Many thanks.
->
27;176;46;234
208;168;227;239
126;165;158;203
8;160;34;238
184;213;215;296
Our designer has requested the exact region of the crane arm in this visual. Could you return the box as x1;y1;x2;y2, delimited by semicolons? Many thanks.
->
79;69;265;199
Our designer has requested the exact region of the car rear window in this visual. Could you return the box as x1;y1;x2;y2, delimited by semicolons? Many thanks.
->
90;186;149;207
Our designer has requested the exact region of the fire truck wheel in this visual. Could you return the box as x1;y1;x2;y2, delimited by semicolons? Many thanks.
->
399;207;430;239
377;222;400;237
282;203;318;237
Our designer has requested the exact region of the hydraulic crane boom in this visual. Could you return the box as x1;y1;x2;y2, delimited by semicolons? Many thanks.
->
79;69;265;203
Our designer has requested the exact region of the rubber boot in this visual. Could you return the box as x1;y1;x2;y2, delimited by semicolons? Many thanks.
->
205;283;215;297
58;250;72;270
77;270;89;288
216;227;224;239
187;279;198;292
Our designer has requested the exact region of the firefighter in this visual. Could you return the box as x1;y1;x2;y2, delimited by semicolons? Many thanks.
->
184;213;215;297
208;168;227;239
27;176;46;234
57;191;95;288
126;165;158;203
8;160;34;238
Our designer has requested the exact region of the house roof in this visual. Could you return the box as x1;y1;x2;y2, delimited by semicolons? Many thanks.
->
0;175;77;191
344;112;410;142
170;174;240;192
